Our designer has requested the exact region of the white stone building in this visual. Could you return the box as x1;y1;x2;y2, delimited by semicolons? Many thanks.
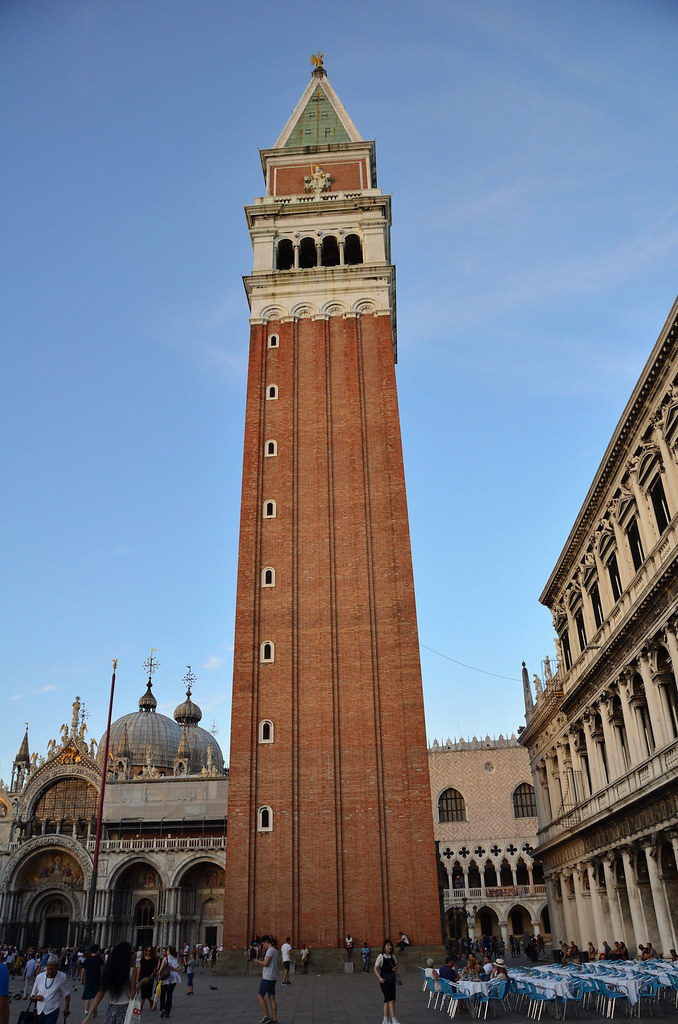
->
521;298;678;957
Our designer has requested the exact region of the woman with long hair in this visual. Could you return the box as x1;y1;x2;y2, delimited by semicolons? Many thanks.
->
135;946;158;1011
83;943;136;1024
373;939;399;1024
157;947;181;1018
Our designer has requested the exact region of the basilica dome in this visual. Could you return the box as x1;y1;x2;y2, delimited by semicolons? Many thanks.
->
173;687;224;771
103;680;181;774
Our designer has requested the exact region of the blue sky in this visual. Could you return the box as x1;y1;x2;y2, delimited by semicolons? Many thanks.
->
2;0;678;779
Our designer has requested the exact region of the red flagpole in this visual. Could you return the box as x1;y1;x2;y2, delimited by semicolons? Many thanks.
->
85;658;116;944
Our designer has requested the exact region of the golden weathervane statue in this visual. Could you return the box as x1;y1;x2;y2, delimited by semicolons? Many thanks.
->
310;51;325;69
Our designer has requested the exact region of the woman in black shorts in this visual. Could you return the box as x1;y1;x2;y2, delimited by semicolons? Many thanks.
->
374;939;399;1024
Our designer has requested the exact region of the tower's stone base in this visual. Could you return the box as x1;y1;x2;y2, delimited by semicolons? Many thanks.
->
213;945;447;976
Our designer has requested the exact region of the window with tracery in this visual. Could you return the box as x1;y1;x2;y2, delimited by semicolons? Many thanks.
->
34;778;98;822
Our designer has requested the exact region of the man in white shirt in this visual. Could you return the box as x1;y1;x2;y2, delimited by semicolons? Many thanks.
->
281;938;292;986
254;937;278;1024
31;955;71;1024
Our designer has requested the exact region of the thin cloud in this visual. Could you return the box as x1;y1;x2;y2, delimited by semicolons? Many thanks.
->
10;685;57;702
202;656;223;670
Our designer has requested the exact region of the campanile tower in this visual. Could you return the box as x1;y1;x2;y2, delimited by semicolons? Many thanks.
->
224;59;440;949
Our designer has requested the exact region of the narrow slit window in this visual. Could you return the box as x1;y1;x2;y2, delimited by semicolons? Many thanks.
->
265;440;277;457
263;500;276;519
268;334;279;348
261;567;275;587
259;720;274;743
267;385;278;400
257;805;273;831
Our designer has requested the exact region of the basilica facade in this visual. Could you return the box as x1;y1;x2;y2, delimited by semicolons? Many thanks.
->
521;298;678;957
0;671;227;951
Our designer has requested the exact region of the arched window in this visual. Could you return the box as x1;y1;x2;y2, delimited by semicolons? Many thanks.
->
265;440;277;457
259;720;274;744
268;334;279;348
344;234;363;265
263;500;276;519
260;641;274;663
258;805;273;831
261;567;275;587
134;898;155;927
437;787;466;822
321;235;340;266
266;384;278;400
299;237;317;269
512;782;537;818
276;239;294;271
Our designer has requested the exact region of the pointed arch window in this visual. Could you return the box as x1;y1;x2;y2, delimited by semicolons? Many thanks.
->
512;782;537;818
266;385;278;400
260;641;275;663
257;805;273;832
263;500;276;519
265;440;278;457
437;787;466;822
259;720;274;744
261;567;275;588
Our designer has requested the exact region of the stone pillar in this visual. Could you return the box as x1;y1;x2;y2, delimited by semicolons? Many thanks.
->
617;672;643;764
620;847;648;948
586;861;609;948
571;866;592;948
338;238;345;266
560;870;577;944
637;651;669;748
625;470;655;556
582;714;604;793
545;751;562;815
598;694;621;780
602;855;625;943
500;920;509;950
293;243;300;269
641;838;675;956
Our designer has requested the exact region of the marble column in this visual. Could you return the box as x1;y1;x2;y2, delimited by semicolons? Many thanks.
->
586;861;609;948
617;672;643;764
571;866;593;948
620;847;648;948
598;694;622;780
560;870;577;944
625;469;655;555
500;920;509;949
582;715;604;793
637;652;669;748
641;838;676;956
602;855;625;943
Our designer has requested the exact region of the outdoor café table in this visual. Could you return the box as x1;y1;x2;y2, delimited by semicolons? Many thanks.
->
454;979;488;1016
507;970;573;1000
579;971;640;1006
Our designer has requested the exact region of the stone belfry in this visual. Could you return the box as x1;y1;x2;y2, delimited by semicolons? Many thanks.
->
223;57;440;949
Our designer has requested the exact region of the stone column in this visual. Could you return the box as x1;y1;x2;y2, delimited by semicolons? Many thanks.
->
617;672;643;764
625;469;655;556
543;871;565;948
586;861;609;948
602;854;625;943
293;242;300;269
567;729;587;801
582;714;604;793
620;846;648;948
500;920;509;950
338;238;345;266
641;838;675;956
560;870;577;944
637;651;669;748
598;694;621;780
571;866;592;948
545;751;562;814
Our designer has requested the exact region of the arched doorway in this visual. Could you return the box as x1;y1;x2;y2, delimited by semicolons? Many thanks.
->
16;849;85;948
509;904;533;940
135;897;156;949
476;906;500;940
175;862;224;948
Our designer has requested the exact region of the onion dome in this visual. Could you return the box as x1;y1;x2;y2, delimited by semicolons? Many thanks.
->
138;679;158;711
174;686;202;726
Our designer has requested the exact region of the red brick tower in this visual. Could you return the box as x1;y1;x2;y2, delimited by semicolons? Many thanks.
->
223;61;440;950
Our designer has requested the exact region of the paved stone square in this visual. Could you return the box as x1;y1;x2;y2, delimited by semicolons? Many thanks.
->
5;963;678;1024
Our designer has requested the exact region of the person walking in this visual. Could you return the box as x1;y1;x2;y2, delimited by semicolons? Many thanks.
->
31;954;71;1024
185;951;195;996
374;940;399;1024
1;957;10;1024
157;947;180;1018
81;946;104;1019
254;936;278;1024
23;952;38;999
135;946;158;1011
82;942;135;1024
281;938;292;986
